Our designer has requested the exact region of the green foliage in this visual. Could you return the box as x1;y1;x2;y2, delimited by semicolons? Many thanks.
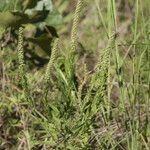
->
0;0;61;27
0;12;29;28
0;0;62;63
44;38;59;99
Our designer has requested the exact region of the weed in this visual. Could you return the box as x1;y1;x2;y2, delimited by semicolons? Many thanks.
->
0;0;150;149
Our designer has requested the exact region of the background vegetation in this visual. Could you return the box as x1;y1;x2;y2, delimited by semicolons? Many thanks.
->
0;0;150;149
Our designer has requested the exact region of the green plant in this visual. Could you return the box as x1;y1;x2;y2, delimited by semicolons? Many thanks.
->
44;38;59;100
0;0;62;63
17;26;29;101
1;0;150;149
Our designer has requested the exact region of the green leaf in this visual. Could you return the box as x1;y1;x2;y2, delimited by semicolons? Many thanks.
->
45;9;63;27
0;10;50;28
0;11;29;28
